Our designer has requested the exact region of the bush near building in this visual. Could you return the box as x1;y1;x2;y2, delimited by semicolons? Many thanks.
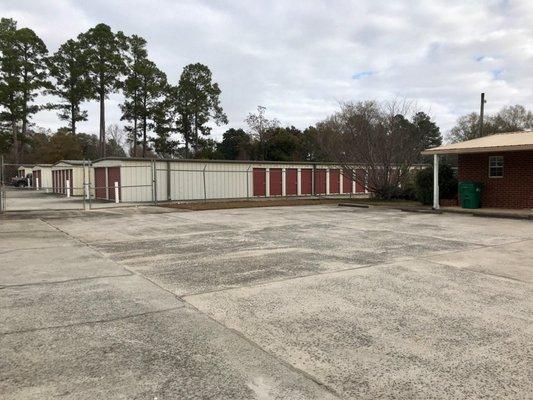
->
414;164;458;205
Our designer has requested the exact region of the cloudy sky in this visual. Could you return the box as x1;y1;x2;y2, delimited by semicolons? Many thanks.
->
2;0;532;141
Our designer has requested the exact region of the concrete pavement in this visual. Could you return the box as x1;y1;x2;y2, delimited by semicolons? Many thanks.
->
1;205;532;399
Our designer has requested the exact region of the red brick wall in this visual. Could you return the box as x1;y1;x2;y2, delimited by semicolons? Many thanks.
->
458;151;533;209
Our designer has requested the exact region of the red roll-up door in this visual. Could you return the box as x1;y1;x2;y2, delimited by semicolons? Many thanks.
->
269;168;282;196
52;171;56;193
286;168;297;196
60;170;65;195
301;169;312;195
315;169;326;194
342;172;353;193
253;168;266;197
94;167;107;200
329;169;340;194
107;167;121;201
355;169;366;193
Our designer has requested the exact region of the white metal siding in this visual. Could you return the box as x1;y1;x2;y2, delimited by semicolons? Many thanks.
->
91;159;364;203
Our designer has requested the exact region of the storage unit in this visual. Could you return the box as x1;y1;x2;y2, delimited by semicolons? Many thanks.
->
329;169;340;194
286;168;298;195
92;158;370;203
269;168;283;196
17;165;33;178
51;160;92;197
300;169;313;195
32;164;53;190
314;169;326;194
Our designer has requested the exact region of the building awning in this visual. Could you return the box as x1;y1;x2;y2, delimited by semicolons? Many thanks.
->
422;131;533;155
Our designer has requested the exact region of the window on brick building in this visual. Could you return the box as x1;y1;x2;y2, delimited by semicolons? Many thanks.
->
489;156;504;178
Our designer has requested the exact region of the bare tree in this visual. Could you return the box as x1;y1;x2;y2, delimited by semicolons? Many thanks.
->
317;101;427;199
245;106;280;160
107;123;128;155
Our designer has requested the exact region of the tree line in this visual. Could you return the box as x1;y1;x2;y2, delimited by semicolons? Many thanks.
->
1;18;531;169
0;19;226;163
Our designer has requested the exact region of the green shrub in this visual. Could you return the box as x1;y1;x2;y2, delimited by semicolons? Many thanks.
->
414;164;458;205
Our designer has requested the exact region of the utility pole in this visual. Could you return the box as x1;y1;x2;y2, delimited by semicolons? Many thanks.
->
479;93;486;137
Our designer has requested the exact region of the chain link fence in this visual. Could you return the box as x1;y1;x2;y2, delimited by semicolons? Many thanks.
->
0;157;367;213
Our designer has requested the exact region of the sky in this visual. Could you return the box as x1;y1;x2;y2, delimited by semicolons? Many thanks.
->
2;0;532;142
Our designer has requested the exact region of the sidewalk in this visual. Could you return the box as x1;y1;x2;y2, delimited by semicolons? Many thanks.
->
440;206;533;220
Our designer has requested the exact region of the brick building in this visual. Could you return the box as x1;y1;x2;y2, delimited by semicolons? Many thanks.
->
422;131;533;209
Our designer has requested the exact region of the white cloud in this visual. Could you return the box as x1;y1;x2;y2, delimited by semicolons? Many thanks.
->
1;0;532;141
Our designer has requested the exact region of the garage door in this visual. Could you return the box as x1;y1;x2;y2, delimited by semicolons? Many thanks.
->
301;169;312;195
107;167;121;201
253;168;266;197
94;167;107;200
329;169;340;194
269;168;282;196
342;171;353;193
355;169;366;193
60;170;65;195
314;169;326;194
286;168;297;196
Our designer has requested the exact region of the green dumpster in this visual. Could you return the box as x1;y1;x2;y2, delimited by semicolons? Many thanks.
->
459;181;482;209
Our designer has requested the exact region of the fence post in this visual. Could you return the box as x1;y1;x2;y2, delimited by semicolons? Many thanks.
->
82;160;87;211
0;155;4;186
166;160;171;201
246;165;251;199
151;160;158;205
66;179;71;198
203;164;207;202
36;177;40;190
114;181;120;204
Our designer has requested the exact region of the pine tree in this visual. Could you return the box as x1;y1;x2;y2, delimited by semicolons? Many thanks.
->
174;63;227;157
0;18;49;163
78;24;127;157
47;39;92;135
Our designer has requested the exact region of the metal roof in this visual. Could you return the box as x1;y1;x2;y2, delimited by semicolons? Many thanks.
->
422;131;533;155
92;156;348;166
51;160;90;167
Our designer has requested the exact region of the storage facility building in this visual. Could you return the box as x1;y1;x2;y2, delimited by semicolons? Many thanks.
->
422;131;533;209
32;164;53;190
17;165;33;178
51;160;92;196
92;158;369;203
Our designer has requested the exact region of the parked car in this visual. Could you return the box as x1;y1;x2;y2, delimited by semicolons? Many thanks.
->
11;174;32;187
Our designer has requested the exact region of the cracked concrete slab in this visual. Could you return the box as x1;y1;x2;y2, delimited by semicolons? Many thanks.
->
79;208;481;296
1;274;181;333
425;239;533;283
186;259;533;399
0;307;338;400
0;242;127;286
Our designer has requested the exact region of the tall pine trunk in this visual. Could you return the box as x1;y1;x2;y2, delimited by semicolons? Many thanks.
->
142;92;147;158
99;90;105;157
142;116;147;158
133;116;138;157
11;120;18;164
71;104;76;135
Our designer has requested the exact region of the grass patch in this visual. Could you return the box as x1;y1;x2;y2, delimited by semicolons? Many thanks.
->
162;197;421;211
